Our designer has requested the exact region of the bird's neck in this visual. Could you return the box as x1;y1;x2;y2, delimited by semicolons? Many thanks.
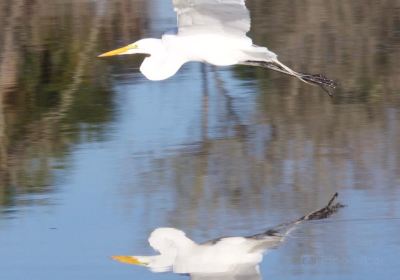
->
140;51;187;81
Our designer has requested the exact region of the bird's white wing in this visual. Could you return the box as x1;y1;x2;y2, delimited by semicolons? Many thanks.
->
172;0;250;38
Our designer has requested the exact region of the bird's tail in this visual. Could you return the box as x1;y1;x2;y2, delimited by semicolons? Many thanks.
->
243;59;337;96
253;193;345;239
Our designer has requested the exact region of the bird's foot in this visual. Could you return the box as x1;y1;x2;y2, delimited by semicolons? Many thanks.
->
300;73;338;97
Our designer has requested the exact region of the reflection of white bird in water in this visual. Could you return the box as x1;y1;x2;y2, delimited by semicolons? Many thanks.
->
99;0;336;95
112;193;343;277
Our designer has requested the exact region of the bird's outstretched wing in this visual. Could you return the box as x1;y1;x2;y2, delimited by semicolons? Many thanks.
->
172;0;250;38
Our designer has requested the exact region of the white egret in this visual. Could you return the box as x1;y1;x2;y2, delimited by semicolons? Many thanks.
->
99;0;336;95
112;193;343;275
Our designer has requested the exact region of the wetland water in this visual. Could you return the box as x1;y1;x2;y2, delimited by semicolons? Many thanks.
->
0;0;400;279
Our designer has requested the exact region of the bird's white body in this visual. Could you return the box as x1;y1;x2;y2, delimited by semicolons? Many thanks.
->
173;240;263;273
138;33;275;81
172;238;262;273
164;34;250;65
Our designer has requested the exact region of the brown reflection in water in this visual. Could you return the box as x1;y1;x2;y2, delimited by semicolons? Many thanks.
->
0;0;146;209
247;0;400;97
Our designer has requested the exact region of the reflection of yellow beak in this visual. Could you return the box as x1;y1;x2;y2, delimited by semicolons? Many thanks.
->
98;44;137;57
112;256;147;266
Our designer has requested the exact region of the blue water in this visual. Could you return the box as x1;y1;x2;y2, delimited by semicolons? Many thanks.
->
1;1;400;279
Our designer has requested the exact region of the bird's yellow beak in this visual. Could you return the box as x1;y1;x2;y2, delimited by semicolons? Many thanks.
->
98;44;138;57
112;256;147;266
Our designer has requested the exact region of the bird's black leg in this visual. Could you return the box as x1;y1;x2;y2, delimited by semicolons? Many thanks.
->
243;60;337;97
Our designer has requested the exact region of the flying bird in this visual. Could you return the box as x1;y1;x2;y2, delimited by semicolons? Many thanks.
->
98;0;336;95
112;193;344;275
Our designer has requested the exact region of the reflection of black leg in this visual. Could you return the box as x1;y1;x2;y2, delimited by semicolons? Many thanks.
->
302;193;345;221
249;193;345;239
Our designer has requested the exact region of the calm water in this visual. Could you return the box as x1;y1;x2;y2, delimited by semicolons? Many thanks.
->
1;0;400;279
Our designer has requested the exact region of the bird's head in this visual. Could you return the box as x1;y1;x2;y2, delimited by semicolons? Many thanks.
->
112;227;194;272
98;38;163;57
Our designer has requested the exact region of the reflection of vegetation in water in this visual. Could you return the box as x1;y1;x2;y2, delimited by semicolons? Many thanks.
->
0;0;146;211
235;0;400;99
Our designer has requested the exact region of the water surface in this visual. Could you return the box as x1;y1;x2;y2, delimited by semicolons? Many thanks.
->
0;1;399;279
